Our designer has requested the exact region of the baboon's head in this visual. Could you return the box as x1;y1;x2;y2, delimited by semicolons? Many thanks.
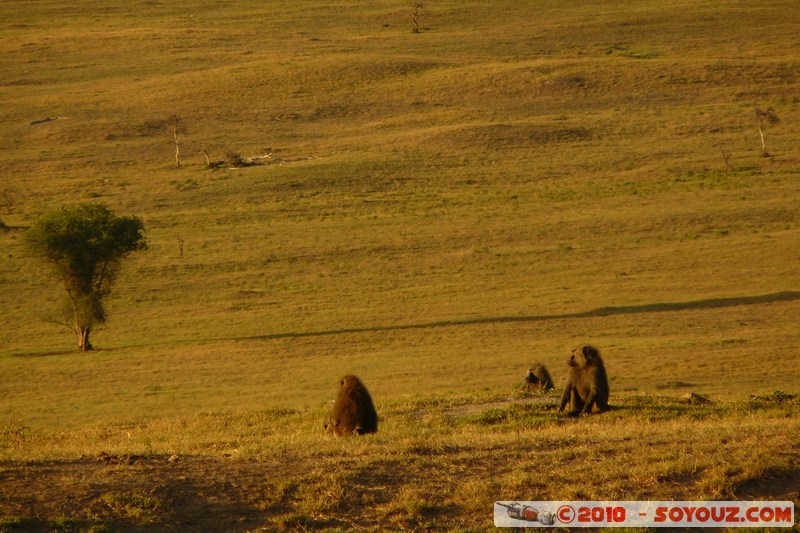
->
525;368;540;384
567;345;599;368
340;374;360;389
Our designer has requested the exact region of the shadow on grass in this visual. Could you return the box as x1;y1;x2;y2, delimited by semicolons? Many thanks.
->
227;290;800;343
734;464;800;500
11;348;111;358
13;290;800;356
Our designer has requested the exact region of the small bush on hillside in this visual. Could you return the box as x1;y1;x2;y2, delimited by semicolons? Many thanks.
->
749;390;797;404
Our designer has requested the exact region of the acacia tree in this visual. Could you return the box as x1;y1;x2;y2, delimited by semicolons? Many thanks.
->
755;107;780;157
24;203;147;351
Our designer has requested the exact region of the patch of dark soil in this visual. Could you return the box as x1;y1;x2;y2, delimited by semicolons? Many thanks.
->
734;466;800;503
0;455;282;532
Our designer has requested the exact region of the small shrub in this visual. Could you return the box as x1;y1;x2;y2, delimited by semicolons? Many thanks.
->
749;390;797;404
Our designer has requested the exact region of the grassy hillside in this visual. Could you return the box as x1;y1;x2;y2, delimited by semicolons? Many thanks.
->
1;0;799;530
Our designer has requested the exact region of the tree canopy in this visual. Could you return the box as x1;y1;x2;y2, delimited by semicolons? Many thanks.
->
25;203;147;351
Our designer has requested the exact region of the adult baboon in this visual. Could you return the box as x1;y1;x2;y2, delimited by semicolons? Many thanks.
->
324;374;378;436
558;344;609;416
524;363;555;392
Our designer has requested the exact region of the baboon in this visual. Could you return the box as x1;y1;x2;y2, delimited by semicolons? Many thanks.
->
559;344;609;416
324;374;378;436
524;363;555;392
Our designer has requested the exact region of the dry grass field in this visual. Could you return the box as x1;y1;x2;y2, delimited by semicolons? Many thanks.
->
1;0;799;531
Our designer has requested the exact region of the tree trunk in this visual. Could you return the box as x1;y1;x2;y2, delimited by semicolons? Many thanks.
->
758;124;768;156
76;326;93;351
173;124;181;168
757;115;769;157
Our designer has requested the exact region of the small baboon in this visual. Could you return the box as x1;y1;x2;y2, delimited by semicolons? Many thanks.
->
324;374;378;436
559;345;609;416
524;363;555;392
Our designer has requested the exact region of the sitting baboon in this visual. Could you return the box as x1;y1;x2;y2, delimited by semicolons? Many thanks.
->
559;344;609;416
524;363;555;392
324;374;378;436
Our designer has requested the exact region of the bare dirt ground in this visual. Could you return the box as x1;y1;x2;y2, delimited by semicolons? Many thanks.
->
1;454;283;532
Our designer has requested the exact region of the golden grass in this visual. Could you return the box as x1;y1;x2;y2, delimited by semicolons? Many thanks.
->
1;0;799;529
2;394;798;530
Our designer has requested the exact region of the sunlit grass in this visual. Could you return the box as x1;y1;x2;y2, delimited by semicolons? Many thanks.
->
2;393;797;529
0;0;798;529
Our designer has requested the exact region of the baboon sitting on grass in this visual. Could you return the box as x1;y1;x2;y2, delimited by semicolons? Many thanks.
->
559;345;609;416
324;375;378;436
524;363;555;392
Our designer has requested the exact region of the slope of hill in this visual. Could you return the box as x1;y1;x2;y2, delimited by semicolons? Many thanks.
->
0;0;798;530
